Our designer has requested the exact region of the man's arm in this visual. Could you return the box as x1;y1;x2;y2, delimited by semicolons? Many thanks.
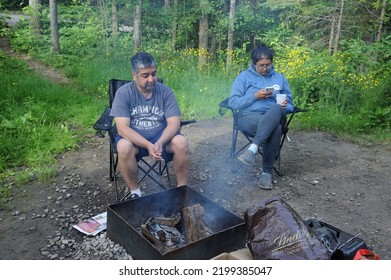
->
115;117;151;149
156;116;181;145
115;115;180;161
151;116;180;160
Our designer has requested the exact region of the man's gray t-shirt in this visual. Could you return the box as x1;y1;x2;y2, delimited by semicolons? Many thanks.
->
110;82;181;140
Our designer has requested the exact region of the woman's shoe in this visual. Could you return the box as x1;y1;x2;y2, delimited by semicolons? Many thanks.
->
258;172;272;189
238;149;256;165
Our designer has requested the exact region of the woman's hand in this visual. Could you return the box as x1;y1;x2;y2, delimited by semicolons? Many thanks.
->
254;88;273;100
280;99;288;109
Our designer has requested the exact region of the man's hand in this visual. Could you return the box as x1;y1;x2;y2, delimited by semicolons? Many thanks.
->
148;141;163;161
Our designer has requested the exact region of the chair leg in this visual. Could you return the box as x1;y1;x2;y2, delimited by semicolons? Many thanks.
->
273;132;288;176
109;142;122;202
232;158;245;173
112;158;172;202
273;153;282;176
158;161;171;187
137;159;170;190
113;154;121;201
231;129;255;173
109;141;115;181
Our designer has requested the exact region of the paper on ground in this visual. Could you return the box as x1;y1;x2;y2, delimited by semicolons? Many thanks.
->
73;212;107;236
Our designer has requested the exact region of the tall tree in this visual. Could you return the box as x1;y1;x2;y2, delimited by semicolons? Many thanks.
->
112;1;119;38
164;0;170;11
226;0;236;67
29;0;42;36
134;0;142;49
328;14;335;54
49;0;60;54
376;0;388;42
198;0;209;69
98;0;110;51
333;0;344;54
171;0;178;50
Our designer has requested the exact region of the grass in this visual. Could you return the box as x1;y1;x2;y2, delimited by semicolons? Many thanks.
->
162;68;234;120
294;105;391;143
0;54;103;192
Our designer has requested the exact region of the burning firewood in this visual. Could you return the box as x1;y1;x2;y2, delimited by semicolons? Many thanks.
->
180;204;207;243
141;217;185;253
154;214;181;227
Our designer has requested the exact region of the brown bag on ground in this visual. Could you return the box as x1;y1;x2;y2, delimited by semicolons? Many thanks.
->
244;196;331;260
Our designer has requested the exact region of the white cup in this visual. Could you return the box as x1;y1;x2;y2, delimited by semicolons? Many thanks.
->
276;94;287;105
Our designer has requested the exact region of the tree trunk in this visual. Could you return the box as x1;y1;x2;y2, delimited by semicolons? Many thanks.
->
164;0;170;12
226;0;236;67
98;0;109;51
112;1;119;38
210;32;217;62
333;0;344;55
49;0;60;54
29;0;42;36
328;14;335;55
198;0;209;70
376;0;387;42
183;0;188;48
134;0;142;50
171;0;178;51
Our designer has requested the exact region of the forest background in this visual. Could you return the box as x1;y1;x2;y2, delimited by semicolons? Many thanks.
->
0;0;390;206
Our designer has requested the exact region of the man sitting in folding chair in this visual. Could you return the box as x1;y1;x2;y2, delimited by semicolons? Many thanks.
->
110;52;189;199
228;43;294;190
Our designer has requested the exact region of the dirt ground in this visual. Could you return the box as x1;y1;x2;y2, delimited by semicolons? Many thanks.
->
1;36;390;260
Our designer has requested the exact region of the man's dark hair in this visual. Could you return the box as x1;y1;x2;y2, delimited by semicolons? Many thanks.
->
131;52;157;74
250;44;274;65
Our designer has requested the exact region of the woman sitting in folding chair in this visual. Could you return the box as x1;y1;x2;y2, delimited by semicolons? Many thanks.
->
110;52;189;199
229;44;294;190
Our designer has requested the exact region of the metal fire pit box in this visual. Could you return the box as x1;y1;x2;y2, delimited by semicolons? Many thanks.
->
107;185;246;260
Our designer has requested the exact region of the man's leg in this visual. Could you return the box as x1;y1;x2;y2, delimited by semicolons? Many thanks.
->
166;134;189;186
116;138;140;194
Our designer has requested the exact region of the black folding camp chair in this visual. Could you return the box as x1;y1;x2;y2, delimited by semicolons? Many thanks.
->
218;97;306;175
93;79;195;202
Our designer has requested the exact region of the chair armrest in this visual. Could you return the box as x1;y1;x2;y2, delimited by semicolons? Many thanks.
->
219;97;234;116
219;97;230;109
92;107;113;138
180;120;196;127
293;107;308;114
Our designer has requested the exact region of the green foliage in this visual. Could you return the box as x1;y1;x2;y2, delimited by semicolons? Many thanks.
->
8;15;38;53
273;39;390;135
0;10;10;37
360;107;391;131
58;4;103;56
6;0;390;135
0;0;28;10
2;0;390;203
0;54;101;187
